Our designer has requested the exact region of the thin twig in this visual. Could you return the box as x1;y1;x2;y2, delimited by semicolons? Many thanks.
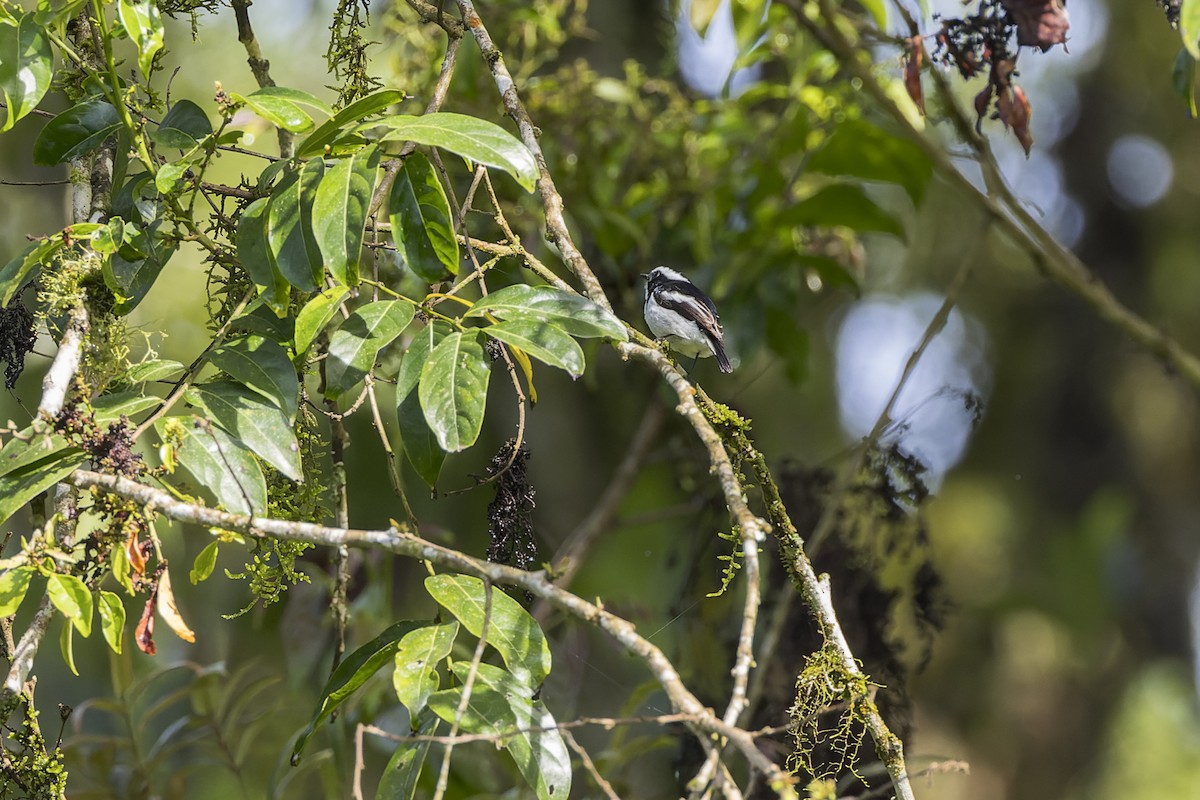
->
563;729;622;800
231;0;293;158
454;0;611;310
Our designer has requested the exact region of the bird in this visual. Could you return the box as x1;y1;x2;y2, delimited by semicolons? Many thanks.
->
642;266;733;373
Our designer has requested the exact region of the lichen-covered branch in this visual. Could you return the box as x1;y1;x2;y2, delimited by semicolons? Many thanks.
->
68;467;797;797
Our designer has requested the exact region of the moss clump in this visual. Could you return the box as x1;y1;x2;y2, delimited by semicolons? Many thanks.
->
787;644;875;786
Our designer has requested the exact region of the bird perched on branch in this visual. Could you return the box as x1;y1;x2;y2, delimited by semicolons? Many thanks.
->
642;266;733;373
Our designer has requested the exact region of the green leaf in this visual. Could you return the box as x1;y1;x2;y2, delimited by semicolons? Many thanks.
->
0;237;63;307
0;567;33;616
445;662;571;800
266;165;323;292
397;322;452;400
293;620;423;763
232;297;294;341
159;416;269;515
393;622;458;721
33;98;122;166
92;391;160;424
126;358;185;384
418;331;491;453
783;183;905;238
117;0;163;78
424;574;550;689
324;300;415;401
297;88;408;158
1174;48;1198;119
236;198;289;316
97;590;125;654
313;144;380;286
857;0;887;30
47;573;92;637
807;120;933;204
248;86;332;115
0;14;53;133
185;382;303;481
239;88;319;133
211;335;299;421
0;427;67;477
154;161;188;194
466;285;628;341
396;322;451;487
103;236;175;316
376;715;437;800
0;448;88;526
91;217;128;256
153;99;213;149
362;113;538;192
190;541;219;585
1184;0;1200;59
60;614;76;675
389;152;459;281
397;392;445;489
483;319;585;378
294;286;349;356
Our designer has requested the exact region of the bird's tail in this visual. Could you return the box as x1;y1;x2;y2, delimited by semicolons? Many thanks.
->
712;340;733;374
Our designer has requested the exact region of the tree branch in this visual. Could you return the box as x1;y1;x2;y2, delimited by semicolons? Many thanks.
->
67;467;798;797
231;0;293;158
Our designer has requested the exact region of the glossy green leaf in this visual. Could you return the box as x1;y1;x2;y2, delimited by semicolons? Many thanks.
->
250;86;332;115
33;98;122;166
231;297;295;341
1174;47;1198;119
446;662;571;800
190;541;219;585
293;620;423;762
236;198;288;316
154;161;187;194
396;322;451;487
158;416;269;515
0;448;88;526
1184;0;1200;59
0;567;33;617
266;165;323;292
484;319;585;378
92;392;160;424
0;237;63;307
97;590;125;655
325;300;414;401
0;427;67;477
424;574;550;689
185;382;302;481
0;14;53;133
313;144;380;286
211;335;299;421
48;573;92;637
60;613;76;675
240;88;317;133
397;392;445;489
297;88;408;158
376;715;437;800
154;99;213;149
294;286;349;356
389;152;459;281
103;230;175;314
118;0;164;78
362;113;537;192
808;120;933;203
393;621;458;721
466;284;627;341
126;358;185;384
91;218;128;256
783;183;905;238
418;331;491;453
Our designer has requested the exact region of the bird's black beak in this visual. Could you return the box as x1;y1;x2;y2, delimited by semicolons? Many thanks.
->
639;273;649;281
